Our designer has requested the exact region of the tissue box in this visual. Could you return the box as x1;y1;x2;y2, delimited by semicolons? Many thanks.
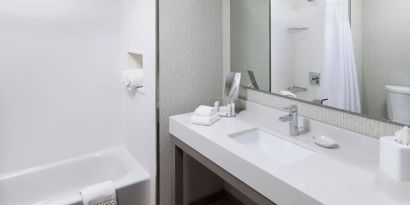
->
379;136;410;181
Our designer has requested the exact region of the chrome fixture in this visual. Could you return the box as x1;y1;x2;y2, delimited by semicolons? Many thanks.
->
279;105;299;136
313;98;328;105
309;72;320;86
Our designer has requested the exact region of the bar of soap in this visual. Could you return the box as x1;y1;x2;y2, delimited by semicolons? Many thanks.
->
312;135;337;148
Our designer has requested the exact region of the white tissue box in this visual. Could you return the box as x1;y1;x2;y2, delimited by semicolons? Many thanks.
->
379;136;410;181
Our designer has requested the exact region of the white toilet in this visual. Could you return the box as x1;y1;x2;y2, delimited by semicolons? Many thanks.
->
386;85;410;124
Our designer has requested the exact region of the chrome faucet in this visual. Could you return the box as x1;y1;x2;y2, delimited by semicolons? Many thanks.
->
312;98;328;105
279;105;298;136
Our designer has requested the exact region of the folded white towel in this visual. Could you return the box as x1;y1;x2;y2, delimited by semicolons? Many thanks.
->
195;105;217;117
191;114;219;126
81;181;117;205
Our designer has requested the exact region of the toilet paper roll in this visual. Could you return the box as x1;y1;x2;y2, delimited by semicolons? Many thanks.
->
122;69;143;90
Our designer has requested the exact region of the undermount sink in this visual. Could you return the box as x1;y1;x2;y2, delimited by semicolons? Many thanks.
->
228;128;315;165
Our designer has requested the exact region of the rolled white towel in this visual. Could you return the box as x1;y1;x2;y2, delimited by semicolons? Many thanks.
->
81;181;117;205
194;105;217;117
191;114;219;126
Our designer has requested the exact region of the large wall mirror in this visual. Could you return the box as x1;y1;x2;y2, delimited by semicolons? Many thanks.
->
226;0;410;125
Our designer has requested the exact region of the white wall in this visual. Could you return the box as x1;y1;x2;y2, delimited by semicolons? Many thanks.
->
291;1;325;100
270;0;325;101
121;0;157;204
0;1;156;204
270;0;294;93
0;0;123;174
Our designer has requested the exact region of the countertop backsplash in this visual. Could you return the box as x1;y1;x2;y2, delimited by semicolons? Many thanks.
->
239;88;402;139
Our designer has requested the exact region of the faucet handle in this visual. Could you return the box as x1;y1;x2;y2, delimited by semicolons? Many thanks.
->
283;105;297;111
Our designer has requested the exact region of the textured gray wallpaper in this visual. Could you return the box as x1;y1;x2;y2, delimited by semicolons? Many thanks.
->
159;0;224;204
361;0;410;119
230;0;270;91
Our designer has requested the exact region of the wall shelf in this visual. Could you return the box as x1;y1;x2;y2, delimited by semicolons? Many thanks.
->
127;49;144;56
288;27;309;33
122;49;145;95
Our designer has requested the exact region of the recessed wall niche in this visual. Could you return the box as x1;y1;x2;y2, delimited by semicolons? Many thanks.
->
127;49;144;70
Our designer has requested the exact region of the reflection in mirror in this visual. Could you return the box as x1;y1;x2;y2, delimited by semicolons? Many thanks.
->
227;0;410;125
229;0;270;91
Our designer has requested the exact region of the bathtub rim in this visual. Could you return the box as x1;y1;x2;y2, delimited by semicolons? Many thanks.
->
0;146;150;205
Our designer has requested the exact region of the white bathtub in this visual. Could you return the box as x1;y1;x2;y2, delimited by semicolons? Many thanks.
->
0;147;150;205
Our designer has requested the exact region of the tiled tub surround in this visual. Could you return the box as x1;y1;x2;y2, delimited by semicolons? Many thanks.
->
170;100;410;205
240;88;403;138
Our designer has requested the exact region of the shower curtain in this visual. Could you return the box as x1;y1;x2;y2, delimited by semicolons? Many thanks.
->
321;0;361;112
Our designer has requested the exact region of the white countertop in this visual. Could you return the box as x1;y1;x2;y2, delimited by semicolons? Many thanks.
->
169;104;410;205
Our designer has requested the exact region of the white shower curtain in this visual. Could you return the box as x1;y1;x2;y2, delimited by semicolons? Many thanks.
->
321;0;361;112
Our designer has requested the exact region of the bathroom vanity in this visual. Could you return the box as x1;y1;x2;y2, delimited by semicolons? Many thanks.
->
170;101;410;205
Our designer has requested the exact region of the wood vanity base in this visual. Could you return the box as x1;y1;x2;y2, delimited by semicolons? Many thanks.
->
171;135;277;205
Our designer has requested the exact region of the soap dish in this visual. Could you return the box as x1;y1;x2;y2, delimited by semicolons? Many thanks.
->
312;135;337;148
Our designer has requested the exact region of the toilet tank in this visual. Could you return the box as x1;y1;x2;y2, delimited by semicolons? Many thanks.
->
386;85;410;125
